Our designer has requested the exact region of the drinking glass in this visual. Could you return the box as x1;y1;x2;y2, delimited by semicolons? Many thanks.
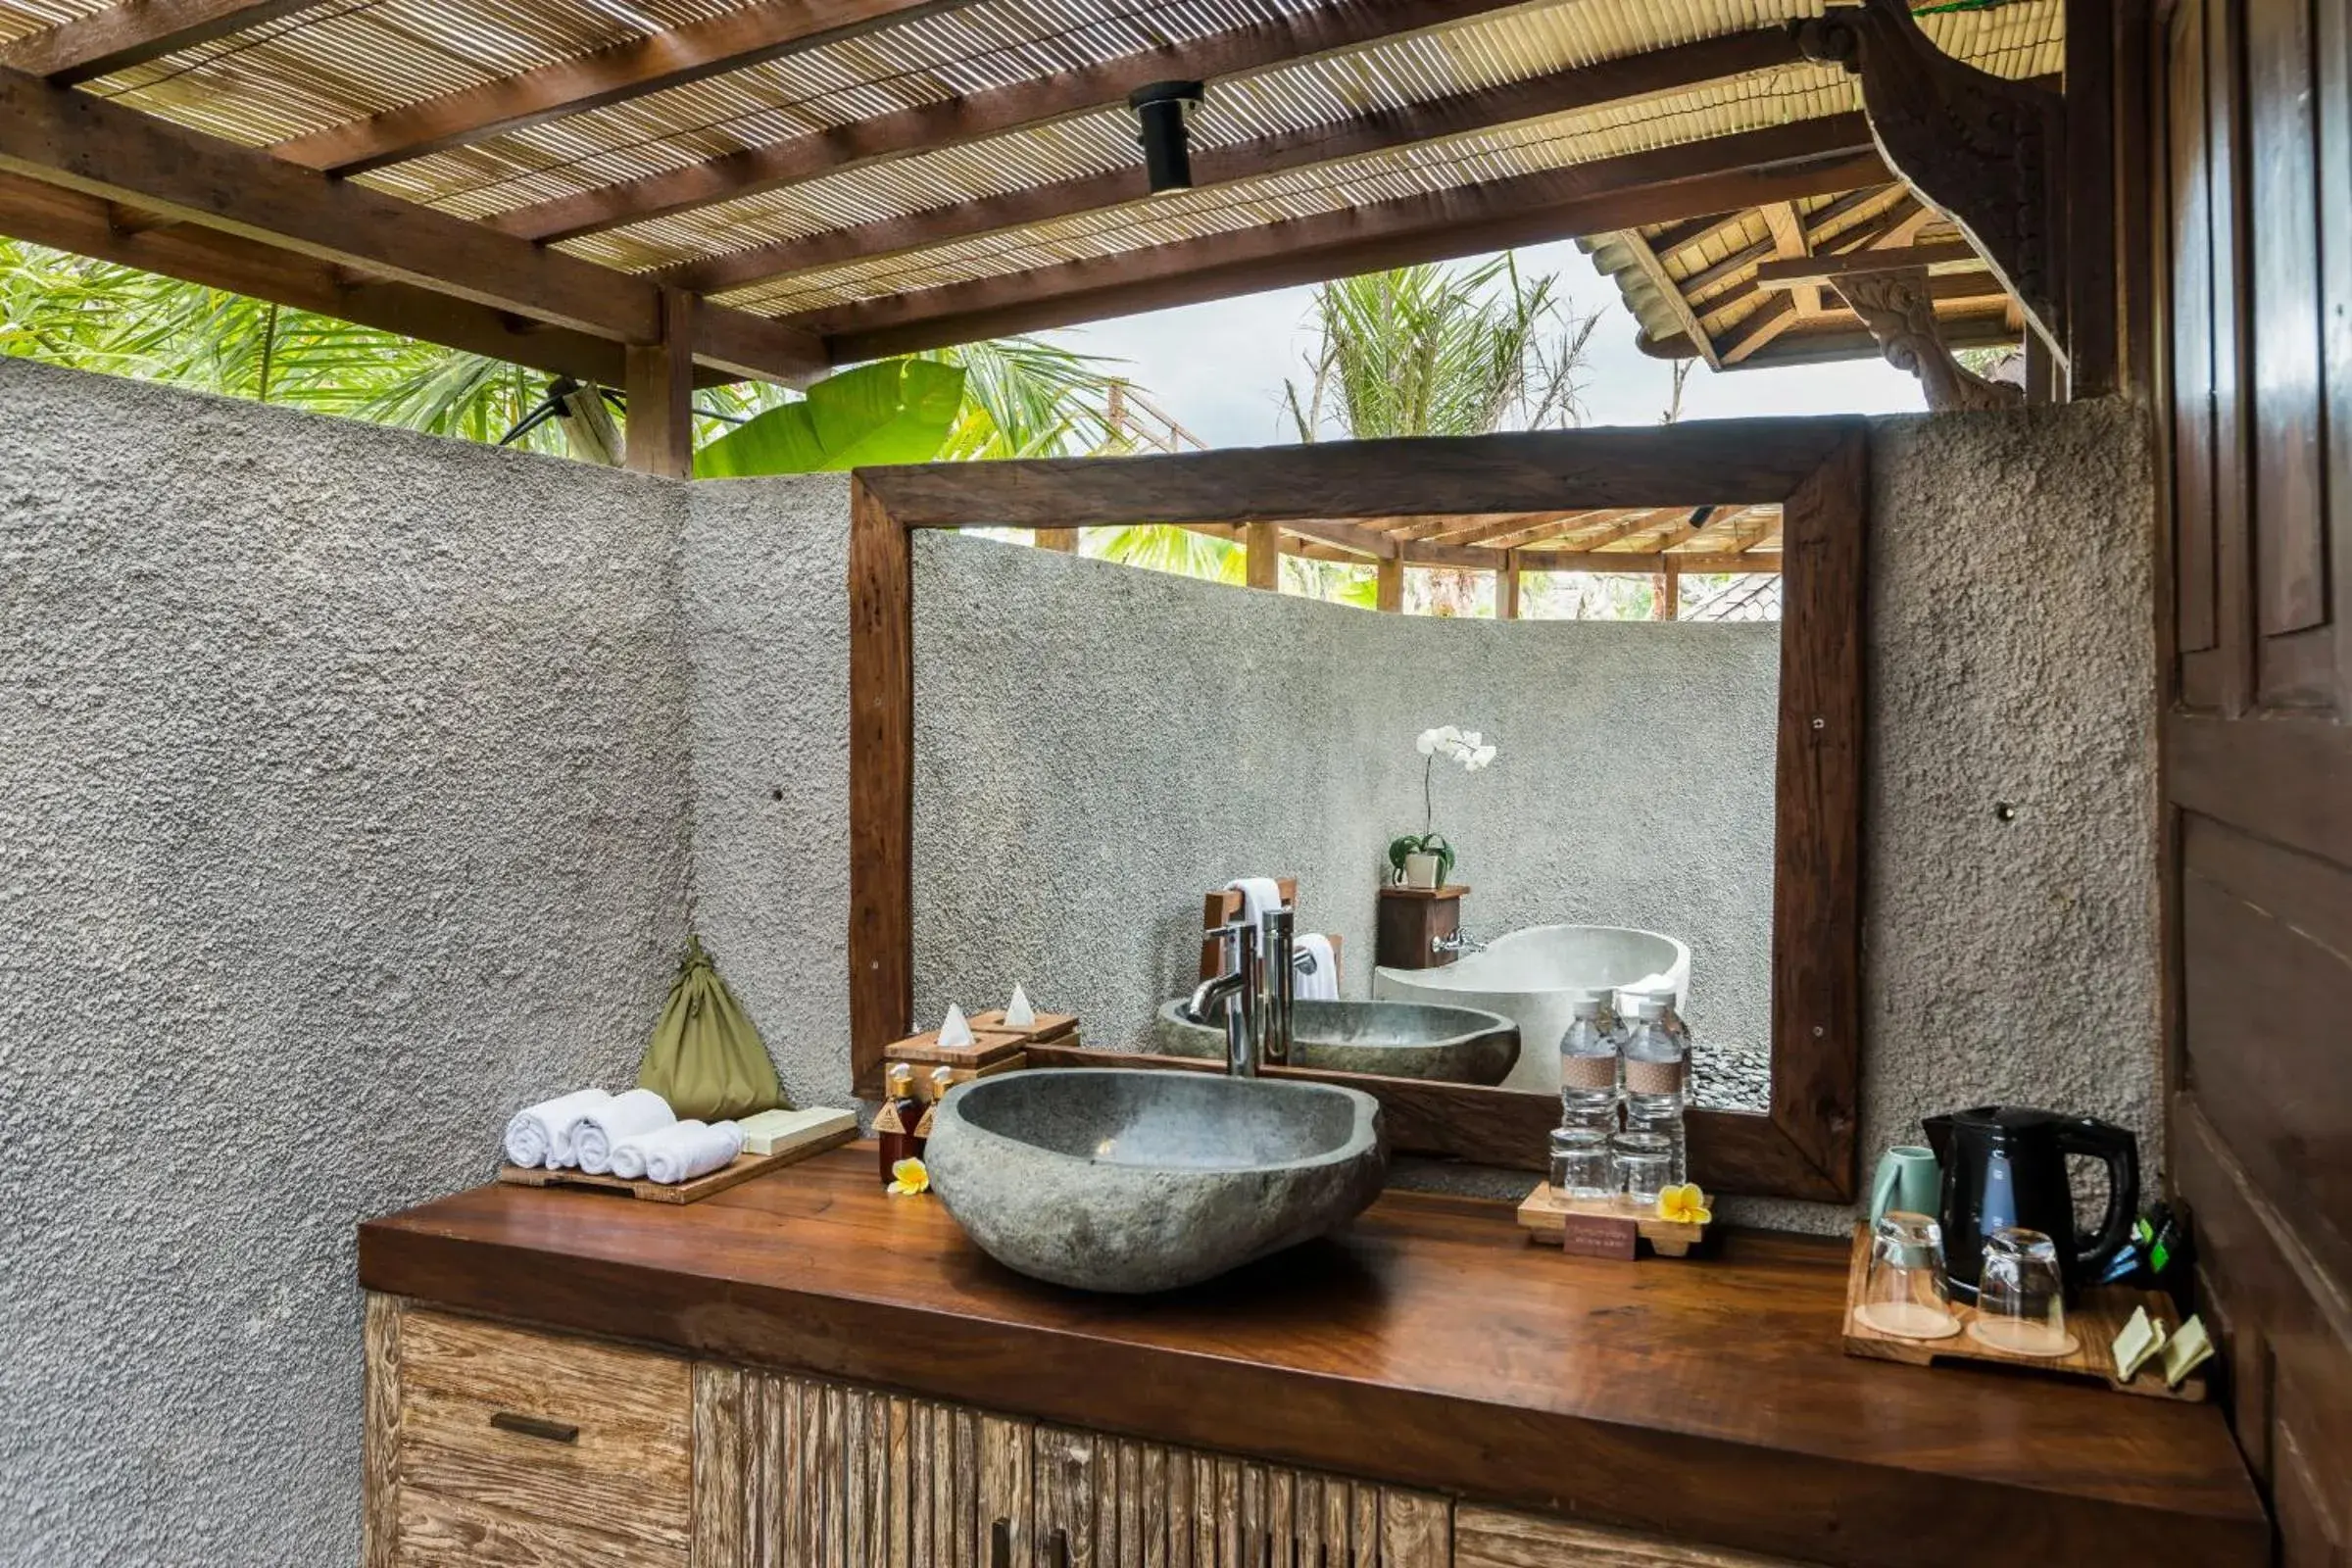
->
1968;1228;2077;1356
1610;1131;1673;1208
1548;1128;1613;1200
1855;1211;1960;1341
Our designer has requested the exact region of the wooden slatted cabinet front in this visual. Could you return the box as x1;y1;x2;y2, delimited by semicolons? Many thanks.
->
364;1295;1812;1568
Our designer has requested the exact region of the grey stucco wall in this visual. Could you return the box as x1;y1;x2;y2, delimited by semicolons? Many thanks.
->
0;360;693;1566
1723;399;2160;1233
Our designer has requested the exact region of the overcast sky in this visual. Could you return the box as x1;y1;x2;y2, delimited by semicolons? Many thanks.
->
1036;238;1925;449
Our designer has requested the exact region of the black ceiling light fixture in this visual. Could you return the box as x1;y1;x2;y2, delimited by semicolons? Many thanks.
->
1127;80;1206;193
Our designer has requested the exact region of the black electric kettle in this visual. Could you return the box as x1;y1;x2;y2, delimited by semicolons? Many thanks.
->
1920;1105;2138;1304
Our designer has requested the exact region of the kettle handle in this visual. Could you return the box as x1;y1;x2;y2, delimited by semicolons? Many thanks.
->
2056;1119;2139;1278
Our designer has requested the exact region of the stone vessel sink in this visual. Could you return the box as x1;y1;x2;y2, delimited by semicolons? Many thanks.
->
924;1069;1388;1294
1149;998;1520;1085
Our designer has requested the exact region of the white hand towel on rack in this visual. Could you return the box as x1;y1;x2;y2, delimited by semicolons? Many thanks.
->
1295;933;1341;1002
634;1119;745;1185
573;1089;675;1175
503;1088;613;1169
1228;876;1285;931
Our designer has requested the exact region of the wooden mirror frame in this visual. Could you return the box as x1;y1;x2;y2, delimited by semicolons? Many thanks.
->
848;419;1866;1202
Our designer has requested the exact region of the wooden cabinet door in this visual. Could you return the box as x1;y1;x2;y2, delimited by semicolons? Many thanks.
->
1453;1505;1820;1568
1033;1424;1446;1568
697;1366;1031;1568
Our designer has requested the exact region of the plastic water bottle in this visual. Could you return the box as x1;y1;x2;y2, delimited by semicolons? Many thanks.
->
1622;994;1690;1183
1555;991;1620;1134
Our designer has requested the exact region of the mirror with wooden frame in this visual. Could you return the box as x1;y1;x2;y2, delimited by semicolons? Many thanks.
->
849;419;1864;1202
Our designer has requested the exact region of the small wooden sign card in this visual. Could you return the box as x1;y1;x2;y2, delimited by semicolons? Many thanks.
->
1557;1210;1641;1260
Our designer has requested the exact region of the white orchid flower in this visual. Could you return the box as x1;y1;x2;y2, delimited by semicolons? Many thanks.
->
1472;744;1497;769
1461;731;1483;750
1415;728;1441;756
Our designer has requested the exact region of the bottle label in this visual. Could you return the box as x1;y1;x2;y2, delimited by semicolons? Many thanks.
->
873;1101;906;1136
914;1102;937;1138
1559;1056;1617;1091
1624;1057;1686;1097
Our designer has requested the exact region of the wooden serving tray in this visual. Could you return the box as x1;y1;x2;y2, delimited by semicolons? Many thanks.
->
1516;1183;1705;1258
496;1126;858;1204
1841;1224;2204;1400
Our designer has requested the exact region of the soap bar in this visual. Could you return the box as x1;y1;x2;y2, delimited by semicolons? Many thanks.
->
738;1106;858;1157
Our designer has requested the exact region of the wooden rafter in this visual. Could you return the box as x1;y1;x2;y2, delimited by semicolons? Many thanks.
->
666;27;1807;295
490;0;1533;246
1615;226;1724;370
1752;240;1982;287
0;66;825;383
1761;201;1819;316
803;120;1886;360
0;0;312;84
1642;209;1741;259
270;0;978;178
1474;510;1674;553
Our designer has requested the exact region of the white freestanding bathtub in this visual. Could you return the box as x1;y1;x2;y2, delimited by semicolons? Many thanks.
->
1373;924;1690;1095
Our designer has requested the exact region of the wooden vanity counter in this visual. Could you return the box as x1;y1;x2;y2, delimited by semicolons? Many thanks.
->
361;1146;2264;1568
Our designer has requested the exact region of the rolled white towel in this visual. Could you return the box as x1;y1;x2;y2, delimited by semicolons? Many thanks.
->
634;1119;745;1186
573;1089;675;1175
503;1088;613;1170
1296;933;1340;1003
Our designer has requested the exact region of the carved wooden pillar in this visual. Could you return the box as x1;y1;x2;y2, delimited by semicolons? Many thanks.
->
1796;0;2069;367
1839;267;2025;413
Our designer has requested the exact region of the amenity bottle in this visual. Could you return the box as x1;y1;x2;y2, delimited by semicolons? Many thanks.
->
1622;994;1690;1185
1556;992;1620;1135
876;1061;926;1184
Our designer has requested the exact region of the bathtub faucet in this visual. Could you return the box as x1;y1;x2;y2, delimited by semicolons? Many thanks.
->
1433;928;1488;956
1184;906;1297;1076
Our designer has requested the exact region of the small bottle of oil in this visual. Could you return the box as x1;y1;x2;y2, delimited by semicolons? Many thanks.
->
876;1061;925;1184
915;1065;955;1141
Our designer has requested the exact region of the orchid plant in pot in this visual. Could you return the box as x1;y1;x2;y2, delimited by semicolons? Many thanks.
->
1391;725;1496;888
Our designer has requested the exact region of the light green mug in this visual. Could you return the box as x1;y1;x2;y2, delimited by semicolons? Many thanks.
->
1870;1145;1941;1223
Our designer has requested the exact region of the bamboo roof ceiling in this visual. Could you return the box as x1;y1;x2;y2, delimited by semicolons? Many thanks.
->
0;0;2063;386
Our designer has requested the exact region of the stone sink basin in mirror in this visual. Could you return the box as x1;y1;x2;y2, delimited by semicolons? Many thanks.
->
923;1069;1388;1294
1148;999;1521;1086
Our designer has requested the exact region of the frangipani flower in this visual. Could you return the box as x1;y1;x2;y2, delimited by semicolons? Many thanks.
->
1656;1183;1712;1226
888;1157;930;1197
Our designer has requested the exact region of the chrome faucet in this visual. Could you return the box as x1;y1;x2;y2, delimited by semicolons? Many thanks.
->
1182;905;1297;1076
1432;928;1488;956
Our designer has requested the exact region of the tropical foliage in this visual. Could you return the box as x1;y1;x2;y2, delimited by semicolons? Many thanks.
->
0;239;1133;471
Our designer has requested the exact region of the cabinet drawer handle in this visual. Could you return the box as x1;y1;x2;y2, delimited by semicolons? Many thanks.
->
489;1411;579;1445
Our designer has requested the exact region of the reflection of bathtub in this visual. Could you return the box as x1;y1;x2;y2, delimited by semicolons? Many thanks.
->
1373;925;1690;1095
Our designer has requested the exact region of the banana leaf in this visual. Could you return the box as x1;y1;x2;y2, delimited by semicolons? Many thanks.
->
694;359;965;476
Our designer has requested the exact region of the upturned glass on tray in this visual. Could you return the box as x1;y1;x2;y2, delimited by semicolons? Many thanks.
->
1856;1210;1961;1342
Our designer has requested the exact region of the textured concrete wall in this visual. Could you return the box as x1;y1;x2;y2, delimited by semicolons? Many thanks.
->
1724;399;2160;1233
682;474;858;1110
0;361;692;1565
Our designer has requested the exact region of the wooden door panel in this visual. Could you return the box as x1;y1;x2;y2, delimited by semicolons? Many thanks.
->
2180;861;2352;1278
2164;0;2352;1552
2246;0;2331;644
2168;0;2220;668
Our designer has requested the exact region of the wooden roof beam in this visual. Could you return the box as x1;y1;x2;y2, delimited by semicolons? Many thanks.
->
0;67;826;383
1281;519;1400;560
0;0;313;85
801;118;1887;361
1614;225;1724;370
0;170;636;385
270;0;979;177
1515;549;1781;574
667;27;1809;294
1761;200;1819;316
492;0;1537;245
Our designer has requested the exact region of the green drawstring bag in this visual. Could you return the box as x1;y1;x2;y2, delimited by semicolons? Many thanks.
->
637;936;789;1121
